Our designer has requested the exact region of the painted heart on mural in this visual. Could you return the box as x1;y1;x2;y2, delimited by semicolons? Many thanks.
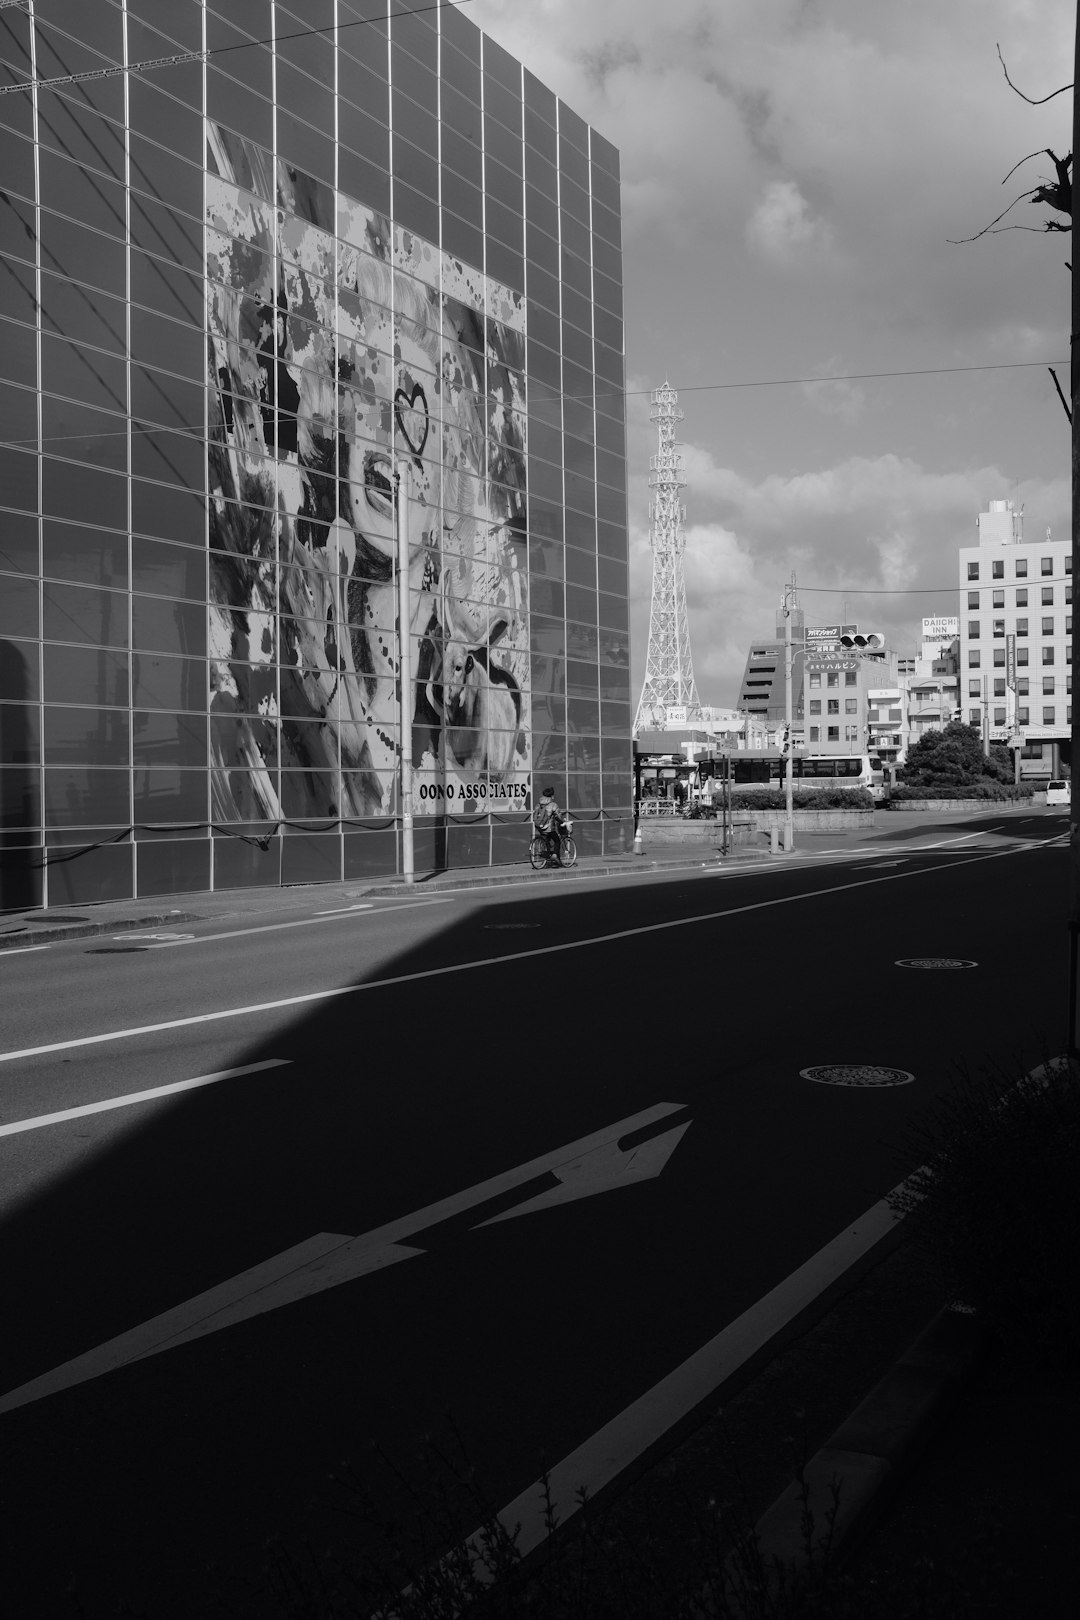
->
394;382;430;457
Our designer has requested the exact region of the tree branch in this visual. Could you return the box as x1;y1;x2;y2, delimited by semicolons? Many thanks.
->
1048;367;1072;423
947;187;1043;243
997;42;1072;104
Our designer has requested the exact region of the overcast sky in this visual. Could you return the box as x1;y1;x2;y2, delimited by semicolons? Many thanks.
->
466;0;1073;706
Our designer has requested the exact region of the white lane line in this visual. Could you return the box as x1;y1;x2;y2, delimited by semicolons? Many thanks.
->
0;842;1036;1065
142;896;453;946
0;1059;291;1138
0;945;50;957
448;1182;912;1577
312;903;374;915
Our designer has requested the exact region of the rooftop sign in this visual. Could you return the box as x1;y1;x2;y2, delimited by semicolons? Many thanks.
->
922;616;959;639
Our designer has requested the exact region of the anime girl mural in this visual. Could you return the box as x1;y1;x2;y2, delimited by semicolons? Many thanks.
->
204;121;530;830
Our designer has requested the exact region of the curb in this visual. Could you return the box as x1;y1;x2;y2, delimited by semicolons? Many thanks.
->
0;911;202;950
362;851;770;897
718;1302;986;1614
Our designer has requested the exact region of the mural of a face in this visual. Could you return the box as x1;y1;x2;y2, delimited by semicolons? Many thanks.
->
205;124;530;827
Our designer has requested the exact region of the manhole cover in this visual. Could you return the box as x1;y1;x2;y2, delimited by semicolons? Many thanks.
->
801;1064;915;1088
895;958;977;970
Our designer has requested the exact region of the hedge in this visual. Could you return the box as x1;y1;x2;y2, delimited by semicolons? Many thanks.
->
729;787;875;809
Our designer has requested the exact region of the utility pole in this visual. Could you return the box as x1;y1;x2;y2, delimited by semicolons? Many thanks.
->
783;577;795;851
1070;5;1080;1054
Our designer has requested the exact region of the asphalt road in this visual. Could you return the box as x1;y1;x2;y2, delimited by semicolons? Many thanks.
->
0;809;1069;1616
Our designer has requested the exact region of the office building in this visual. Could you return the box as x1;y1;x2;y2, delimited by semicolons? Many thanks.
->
0;1;631;908
958;499;1072;777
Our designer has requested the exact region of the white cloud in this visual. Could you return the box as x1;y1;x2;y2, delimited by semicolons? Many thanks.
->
745;179;833;263
627;441;1068;706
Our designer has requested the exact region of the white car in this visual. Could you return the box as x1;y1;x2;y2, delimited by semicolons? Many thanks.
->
1045;779;1071;808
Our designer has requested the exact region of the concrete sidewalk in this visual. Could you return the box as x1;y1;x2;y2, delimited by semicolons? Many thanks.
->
0;842;773;949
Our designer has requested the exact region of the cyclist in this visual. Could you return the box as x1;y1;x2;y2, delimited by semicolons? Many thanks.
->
532;787;567;860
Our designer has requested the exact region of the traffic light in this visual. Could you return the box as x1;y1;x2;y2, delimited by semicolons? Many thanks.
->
839;631;886;651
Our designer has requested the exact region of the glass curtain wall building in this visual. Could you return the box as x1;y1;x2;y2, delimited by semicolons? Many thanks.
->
0;0;631;908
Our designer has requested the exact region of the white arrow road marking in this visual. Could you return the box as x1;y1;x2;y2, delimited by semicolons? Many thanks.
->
476;1121;691;1224
0;1101;687;1416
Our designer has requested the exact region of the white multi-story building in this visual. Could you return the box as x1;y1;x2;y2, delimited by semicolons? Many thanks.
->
903;621;961;748
958;500;1072;777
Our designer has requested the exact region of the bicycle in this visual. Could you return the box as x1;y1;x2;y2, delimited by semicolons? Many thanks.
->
529;816;577;870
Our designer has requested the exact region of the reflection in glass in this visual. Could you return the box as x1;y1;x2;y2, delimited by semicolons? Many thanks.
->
0;512;39;578
44;766;130;827
133;768;209;824
133;652;207;712
132;711;209;768
43;522;128;589
0;703;39;765
43;581;128;648
44;705;129;766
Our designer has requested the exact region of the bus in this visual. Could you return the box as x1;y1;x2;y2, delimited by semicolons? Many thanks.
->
720;752;877;793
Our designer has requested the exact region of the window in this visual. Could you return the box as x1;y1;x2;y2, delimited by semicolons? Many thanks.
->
967;562;979;580
1042;616;1054;635
992;589;1005;608
992;560;1004;579
809;699;821;714
1043;647;1055;665
827;726;839;740
1016;589;1028;608
1042;586;1055;605
1017;647;1029;666
993;619;1005;638
967;590;979;609
1018;678;1029;695
993;679;1006;697
994;707;1006;724
1043;676;1055;694
845;671;857;686
845;698;857;714
1018;706;1029;724
969;708;980;725
1067;584;1074;605
968;619;980;638
993;649;1005;667
1068;556;1074;574
969;650;981;667
826;672;838;688
1016;617;1028;635
1015;558;1028;577
808;672;821;688
1043;706;1056;724
1068;674;1074;695
827;699;839;714
1042;556;1053;575
968;679;981;696
809;725;819;742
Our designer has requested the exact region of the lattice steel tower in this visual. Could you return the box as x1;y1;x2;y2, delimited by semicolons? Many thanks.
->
633;382;701;733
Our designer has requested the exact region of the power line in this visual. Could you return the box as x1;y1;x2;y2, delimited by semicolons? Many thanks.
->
614;360;1069;399
796;575;1074;594
0;0;473;97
